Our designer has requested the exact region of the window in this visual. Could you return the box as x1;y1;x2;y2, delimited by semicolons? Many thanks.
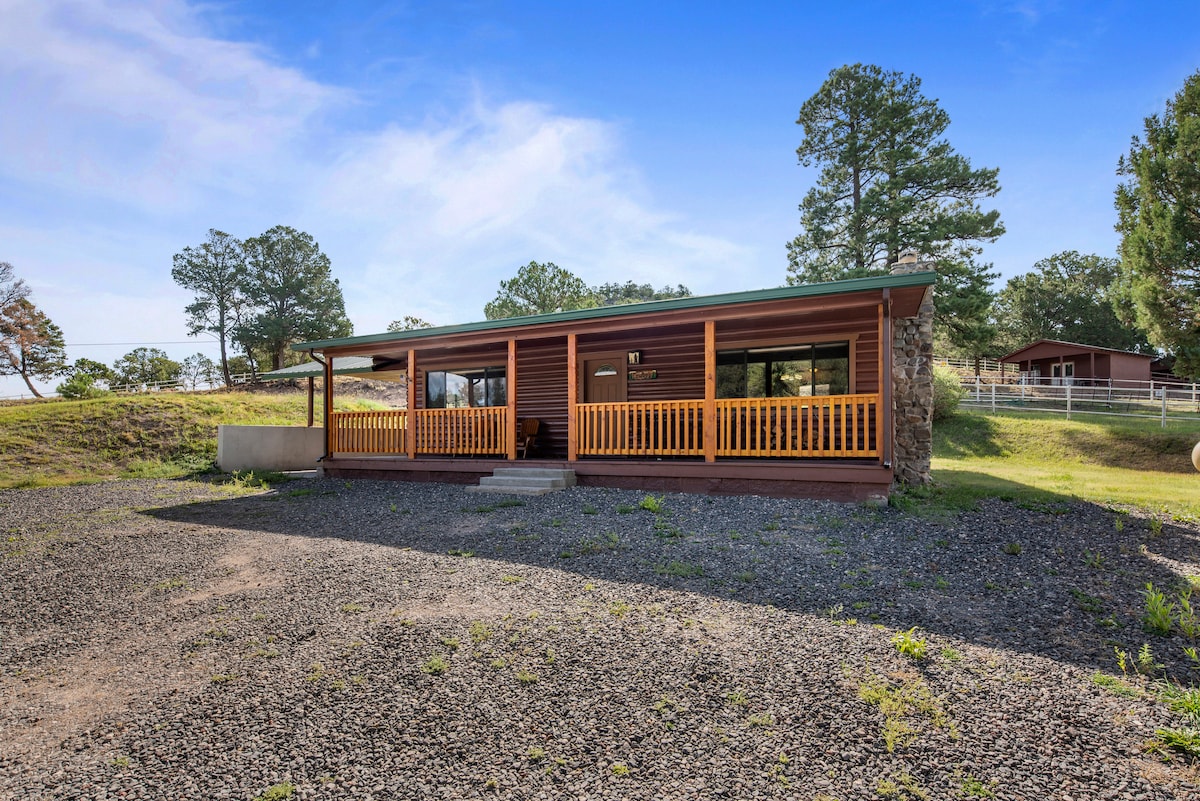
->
425;366;507;408
716;342;850;399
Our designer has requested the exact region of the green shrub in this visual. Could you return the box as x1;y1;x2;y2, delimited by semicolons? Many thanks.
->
56;373;110;400
932;364;965;422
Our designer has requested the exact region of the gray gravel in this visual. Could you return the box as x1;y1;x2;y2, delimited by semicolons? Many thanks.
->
2;476;1199;800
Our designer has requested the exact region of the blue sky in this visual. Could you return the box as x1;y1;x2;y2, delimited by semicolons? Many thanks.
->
2;0;1198;396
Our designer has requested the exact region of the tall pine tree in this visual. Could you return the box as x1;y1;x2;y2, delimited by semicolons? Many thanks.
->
1115;71;1200;379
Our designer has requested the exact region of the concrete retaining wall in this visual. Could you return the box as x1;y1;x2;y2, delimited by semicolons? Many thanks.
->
217;425;325;472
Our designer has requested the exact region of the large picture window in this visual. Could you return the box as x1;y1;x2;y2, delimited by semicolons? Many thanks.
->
425;366;507;408
716;342;850;398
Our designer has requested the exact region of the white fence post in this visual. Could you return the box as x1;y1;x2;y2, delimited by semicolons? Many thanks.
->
990;383;996;413
1066;384;1072;420
1162;389;1168;428
975;376;981;403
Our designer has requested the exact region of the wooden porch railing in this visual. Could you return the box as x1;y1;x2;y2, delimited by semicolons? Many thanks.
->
575;394;880;458
329;408;508;456
577;400;705;456
412;407;508;455
715;394;878;457
331;395;879;459
329;409;408;454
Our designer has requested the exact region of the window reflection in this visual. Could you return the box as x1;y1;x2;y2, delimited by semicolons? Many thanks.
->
425;366;507;408
716;342;850;398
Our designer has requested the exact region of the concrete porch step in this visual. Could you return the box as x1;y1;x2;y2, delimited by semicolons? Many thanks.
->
466;468;576;495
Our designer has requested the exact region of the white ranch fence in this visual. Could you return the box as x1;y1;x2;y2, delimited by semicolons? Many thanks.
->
959;376;1200;427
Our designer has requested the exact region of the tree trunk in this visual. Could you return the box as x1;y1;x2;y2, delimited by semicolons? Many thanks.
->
20;369;44;399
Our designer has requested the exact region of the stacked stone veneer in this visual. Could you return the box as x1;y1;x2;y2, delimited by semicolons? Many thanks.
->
890;256;934;486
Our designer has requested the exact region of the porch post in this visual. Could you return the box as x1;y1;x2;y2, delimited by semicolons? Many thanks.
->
406;349;417;461
567;333;578;461
322;354;334;459
307;376;314;427
506;338;518;460
877;302;884;466
703;320;716;462
882;290;894;469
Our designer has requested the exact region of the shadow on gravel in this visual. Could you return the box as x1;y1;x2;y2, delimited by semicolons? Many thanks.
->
144;474;1200;682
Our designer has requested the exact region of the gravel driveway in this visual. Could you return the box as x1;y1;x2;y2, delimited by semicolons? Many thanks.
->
2;477;1199;800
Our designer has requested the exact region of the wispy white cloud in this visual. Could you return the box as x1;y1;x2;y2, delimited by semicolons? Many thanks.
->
0;0;753;395
0;0;343;211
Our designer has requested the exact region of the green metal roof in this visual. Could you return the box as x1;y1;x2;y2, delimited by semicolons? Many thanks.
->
294;271;936;353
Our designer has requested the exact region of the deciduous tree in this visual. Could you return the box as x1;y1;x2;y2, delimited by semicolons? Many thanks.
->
112;347;182;389
484;262;597;319
171;229;247;387
593;281;691;306
0;298;68;397
237;226;353;371
387;315;435;332
993;251;1152;354
1115;71;1200;379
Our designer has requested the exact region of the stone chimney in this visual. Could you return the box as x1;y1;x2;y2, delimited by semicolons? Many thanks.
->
889;253;934;486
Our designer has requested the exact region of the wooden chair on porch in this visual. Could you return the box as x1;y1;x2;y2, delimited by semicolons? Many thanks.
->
515;418;540;459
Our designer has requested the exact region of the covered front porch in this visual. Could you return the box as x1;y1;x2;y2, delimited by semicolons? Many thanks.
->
301;272;935;499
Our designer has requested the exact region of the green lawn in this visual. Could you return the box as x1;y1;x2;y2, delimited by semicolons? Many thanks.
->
931;410;1200;520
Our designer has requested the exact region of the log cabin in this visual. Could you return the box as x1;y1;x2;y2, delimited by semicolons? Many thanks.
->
295;270;937;501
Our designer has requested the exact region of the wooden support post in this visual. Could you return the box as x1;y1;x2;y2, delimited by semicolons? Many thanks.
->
567;333;578;461
406;349;417;461
322;354;334;459
506;338;518;460
703;320;716;462
876;303;884;465
881;290;893;469
307;376;314;427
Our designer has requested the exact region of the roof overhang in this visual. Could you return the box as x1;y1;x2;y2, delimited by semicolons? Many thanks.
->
297;272;936;357
1000;339;1156;364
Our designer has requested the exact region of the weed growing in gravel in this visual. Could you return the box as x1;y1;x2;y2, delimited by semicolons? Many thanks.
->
610;763;631;776
1147;728;1200;761
858;672;955;753
940;648;962;662
746;712;775;728
340;602;365;614
515;669;539;684
110;756;131;769
1149;517;1164;537
153;577;189;592
469;621;493;643
876;772;927;799
959;774;997;798
1069;588;1105;614
440;637;460;650
1002;542;1022;555
447;548;475;558
1143;583;1176;634
616;504;636;514
726;690;749;707
655;560;704;579
1090;672;1145;698
891;628;928;660
1083;550;1107;570
252;783;296;801
526;746;546;762
609;600;631;617
638;495;666;514
421;655;450;675
582;504;598;515
501;574;524;584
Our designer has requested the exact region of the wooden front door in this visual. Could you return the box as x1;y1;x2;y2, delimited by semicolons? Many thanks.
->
584;357;626;403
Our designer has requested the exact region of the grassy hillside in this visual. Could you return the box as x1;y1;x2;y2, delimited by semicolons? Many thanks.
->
931;410;1200;520
3;395;1197;518
0;390;383;488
